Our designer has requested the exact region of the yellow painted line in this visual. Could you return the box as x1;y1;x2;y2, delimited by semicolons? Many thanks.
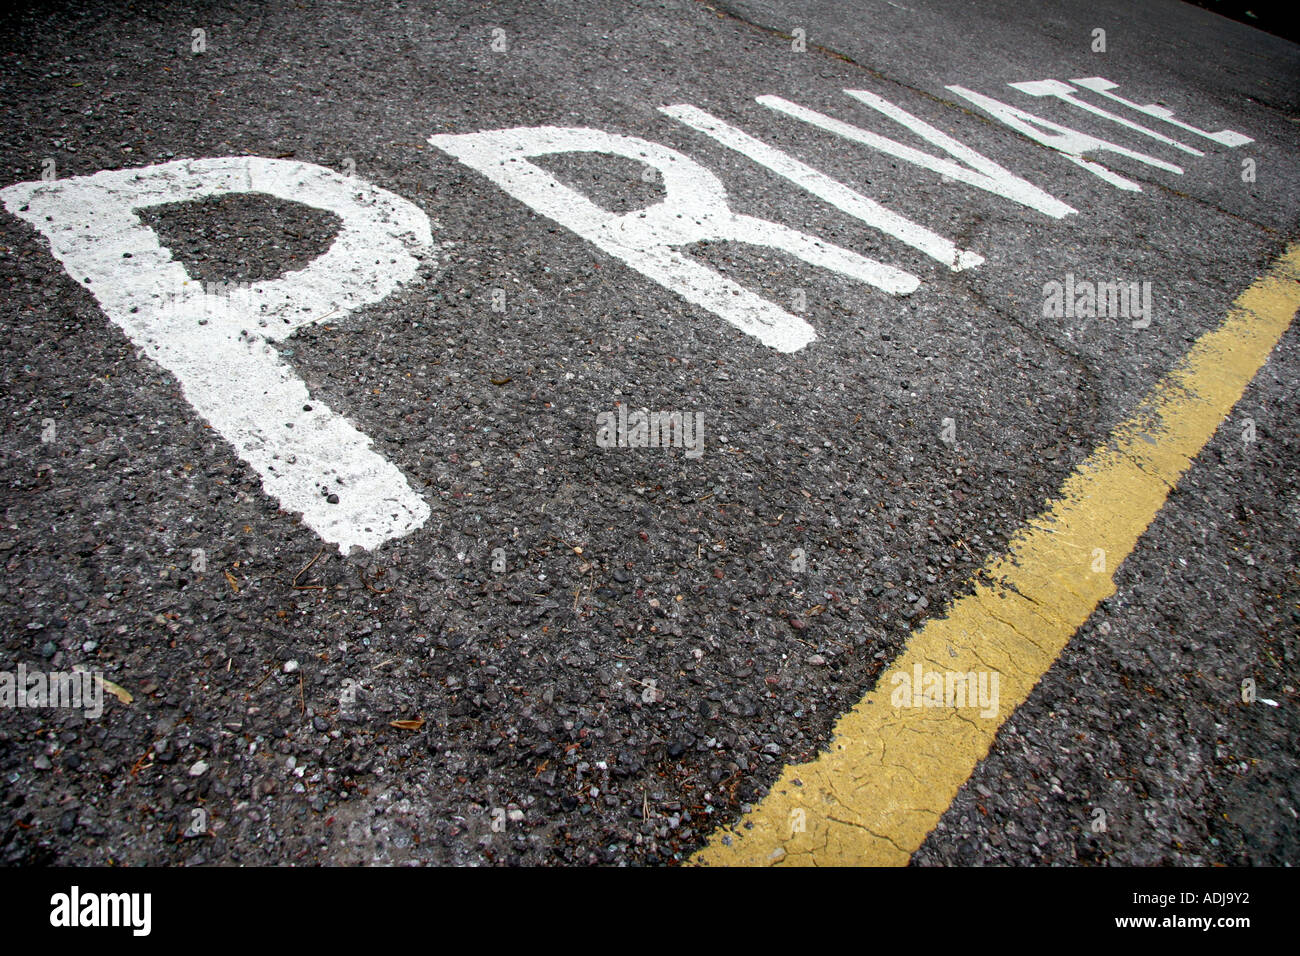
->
695;242;1300;867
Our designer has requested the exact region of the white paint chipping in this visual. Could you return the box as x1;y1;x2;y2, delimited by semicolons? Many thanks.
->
1;157;434;553
946;85;1184;191
1008;79;1204;156
429;126;920;353
757;91;1074;218
661;103;983;272
1070;77;1253;147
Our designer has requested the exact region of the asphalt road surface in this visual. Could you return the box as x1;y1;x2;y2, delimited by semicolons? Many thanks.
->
0;0;1296;866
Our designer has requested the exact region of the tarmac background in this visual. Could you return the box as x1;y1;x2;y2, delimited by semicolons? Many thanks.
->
0;0;1296;865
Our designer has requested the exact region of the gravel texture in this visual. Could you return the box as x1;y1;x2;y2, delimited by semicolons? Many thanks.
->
0;0;1296;865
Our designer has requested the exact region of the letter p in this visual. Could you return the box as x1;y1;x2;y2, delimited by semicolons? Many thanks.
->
2;157;435;552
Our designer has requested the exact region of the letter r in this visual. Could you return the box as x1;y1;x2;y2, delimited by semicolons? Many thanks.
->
429;126;919;353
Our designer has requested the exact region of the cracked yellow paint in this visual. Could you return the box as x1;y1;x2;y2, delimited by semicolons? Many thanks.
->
694;242;1300;867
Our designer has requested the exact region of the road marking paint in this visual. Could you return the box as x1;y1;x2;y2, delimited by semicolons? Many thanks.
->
660;103;984;270
946;85;1183;191
429;125;917;353
694;242;1300;866
4;70;1256;548
1070;77;1253;147
756;90;1074;218
1;157;434;553
1009;79;1205;156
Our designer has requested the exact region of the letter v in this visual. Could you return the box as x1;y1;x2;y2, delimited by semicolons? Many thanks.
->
758;90;1075;218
